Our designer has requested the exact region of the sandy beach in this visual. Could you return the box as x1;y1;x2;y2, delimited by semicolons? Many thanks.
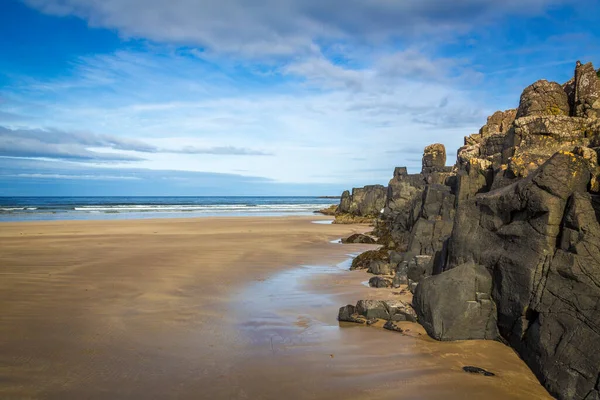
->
0;216;551;399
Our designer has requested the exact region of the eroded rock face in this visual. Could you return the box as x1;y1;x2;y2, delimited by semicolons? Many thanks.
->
339;61;600;400
422;143;447;173
516;80;570;118
413;263;498;341
480;109;517;137
337;185;387;217
435;152;599;400
574;61;600;119
350;249;389;271
368;276;392;288
341;233;376;244
338;300;417;323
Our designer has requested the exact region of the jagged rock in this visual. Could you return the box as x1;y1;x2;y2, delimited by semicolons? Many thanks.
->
383;320;405;332
341;233;376;244
406;184;456;256
337;185;387;217
368;276;392;288
338;304;357;321
381;167;426;249
333;214;376;224
337;305;374;324
339;190;351;213
574;61;600;119
408;280;418;293
516;80;570;118
339;60;600;400
367;260;393;275
315;204;337;215
422;143;447;173
507;115;591;178
392;271;407;288
356;300;389;319
442;152;598;399
340;300;417;323
350;249;388;270
413;263;499;341
406;255;433;283
456;158;493;202
384;299;417;322
480;109;517;137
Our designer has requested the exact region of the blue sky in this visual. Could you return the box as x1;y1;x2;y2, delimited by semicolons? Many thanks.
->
1;0;599;196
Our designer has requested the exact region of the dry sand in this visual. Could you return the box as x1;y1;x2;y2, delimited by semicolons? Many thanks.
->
0;216;551;399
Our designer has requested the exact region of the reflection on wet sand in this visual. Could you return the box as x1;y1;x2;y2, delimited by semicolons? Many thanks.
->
234;258;552;400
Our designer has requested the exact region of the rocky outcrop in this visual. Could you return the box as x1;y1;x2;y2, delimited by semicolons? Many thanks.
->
573;61;600;119
315;204;337;215
349;248;389;271
422;143;447;174
412;62;600;400
337;185;386;217
434;151;600;399
516;80;570;118
341;233;376;244
338;299;417;323
337;61;600;400
368;276;392;288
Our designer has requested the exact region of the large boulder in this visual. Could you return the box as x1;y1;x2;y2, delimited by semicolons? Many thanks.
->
516;80;570;118
413;263;499;341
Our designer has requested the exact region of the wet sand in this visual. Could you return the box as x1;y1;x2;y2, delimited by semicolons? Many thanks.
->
0;216;551;399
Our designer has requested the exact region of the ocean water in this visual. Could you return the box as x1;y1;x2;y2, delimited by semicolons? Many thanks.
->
0;196;338;222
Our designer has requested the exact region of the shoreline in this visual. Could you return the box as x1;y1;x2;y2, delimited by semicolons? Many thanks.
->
0;213;334;225
0;216;551;399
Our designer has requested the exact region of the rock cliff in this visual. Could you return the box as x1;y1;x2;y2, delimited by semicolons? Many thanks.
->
337;61;600;400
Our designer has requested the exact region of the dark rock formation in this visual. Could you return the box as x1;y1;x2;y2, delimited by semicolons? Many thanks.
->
392;271;407;287
350;249;389;271
339;299;417;323
341;233;376;244
369;276;392;288
367;259;393;275
413;263;499;341
516;80;570;118
422;143;447;174
337;185;387;217
315;204;338;215
337;61;600;400
406;255;433;284
574;61;600;119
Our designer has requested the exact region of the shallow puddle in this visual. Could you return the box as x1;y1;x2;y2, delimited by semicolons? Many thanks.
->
231;257;553;400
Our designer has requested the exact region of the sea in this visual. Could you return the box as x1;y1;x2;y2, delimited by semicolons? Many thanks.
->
0;196;338;222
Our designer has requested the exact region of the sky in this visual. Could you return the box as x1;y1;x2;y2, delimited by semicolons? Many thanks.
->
0;0;599;196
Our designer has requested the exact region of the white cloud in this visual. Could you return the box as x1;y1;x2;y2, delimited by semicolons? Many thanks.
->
3;47;492;186
23;0;569;56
